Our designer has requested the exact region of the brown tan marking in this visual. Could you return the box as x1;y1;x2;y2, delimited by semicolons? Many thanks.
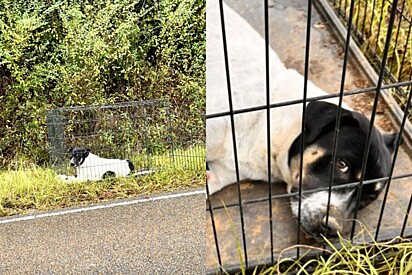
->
289;145;326;191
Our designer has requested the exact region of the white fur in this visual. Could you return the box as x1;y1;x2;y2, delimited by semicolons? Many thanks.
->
206;1;350;195
60;153;132;182
290;190;354;220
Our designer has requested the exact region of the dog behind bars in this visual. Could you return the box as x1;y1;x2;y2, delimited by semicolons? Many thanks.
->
206;1;397;239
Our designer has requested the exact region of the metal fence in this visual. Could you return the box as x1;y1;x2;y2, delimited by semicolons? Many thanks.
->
206;0;412;273
46;99;205;178
330;0;412;113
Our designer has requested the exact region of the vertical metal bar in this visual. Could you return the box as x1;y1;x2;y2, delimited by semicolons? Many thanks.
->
323;0;356;245
350;0;400;240
337;0;342;16
218;0;248;267
206;174;222;273
297;0;312;258
165;101;173;169
264;0;274;264
388;0;406;76
374;0;387;53
375;85;412;240
344;0;348;18
354;0;361;33
143;105;151;170
401;192;412;238
46;109;66;170
397;21;412;82
366;0;377;49
338;0;342;16
360;0;369;42
127;106;131;160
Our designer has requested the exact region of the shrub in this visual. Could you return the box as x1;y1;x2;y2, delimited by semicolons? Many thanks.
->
0;0;205;166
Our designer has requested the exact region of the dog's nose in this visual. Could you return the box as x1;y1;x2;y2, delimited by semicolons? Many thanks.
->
70;162;75;167
320;216;341;237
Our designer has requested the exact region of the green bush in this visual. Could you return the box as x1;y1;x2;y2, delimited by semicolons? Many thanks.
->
0;0;205;166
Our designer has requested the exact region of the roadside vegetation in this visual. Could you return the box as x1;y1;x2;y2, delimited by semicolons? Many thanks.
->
0;0;205;165
0;0;205;215
333;0;412;119
0;146;205;217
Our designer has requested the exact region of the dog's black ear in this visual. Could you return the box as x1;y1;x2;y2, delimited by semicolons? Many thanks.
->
85;148;91;157
305;101;357;144
383;133;399;154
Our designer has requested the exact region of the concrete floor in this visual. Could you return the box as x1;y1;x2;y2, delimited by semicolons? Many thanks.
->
206;0;412;272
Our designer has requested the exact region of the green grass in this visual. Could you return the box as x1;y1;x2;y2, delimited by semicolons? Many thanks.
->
217;203;411;274
226;222;412;274
0;146;205;217
336;0;412;80
333;0;412;119
270;228;412;274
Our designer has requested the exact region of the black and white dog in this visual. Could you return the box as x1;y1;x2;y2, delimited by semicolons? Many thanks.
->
59;147;134;181
206;2;397;239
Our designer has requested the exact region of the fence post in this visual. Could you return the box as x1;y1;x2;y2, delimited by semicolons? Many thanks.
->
46;109;66;172
166;100;175;167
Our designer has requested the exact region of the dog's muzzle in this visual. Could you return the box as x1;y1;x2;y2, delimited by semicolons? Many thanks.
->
70;159;78;167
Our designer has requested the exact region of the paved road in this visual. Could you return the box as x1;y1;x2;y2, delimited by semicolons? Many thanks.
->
0;189;205;274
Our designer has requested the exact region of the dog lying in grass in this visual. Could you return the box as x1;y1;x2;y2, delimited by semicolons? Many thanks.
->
59;147;134;182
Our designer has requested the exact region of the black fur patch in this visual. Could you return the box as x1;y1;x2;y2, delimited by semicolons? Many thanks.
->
288;101;395;210
103;171;116;179
69;147;90;167
126;159;135;172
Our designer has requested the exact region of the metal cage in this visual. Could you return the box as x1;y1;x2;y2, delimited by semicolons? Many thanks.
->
46;99;205;178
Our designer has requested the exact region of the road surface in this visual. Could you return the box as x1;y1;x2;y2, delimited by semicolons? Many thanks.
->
0;189;205;274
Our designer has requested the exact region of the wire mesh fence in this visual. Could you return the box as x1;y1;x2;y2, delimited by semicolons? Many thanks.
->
206;0;412;273
330;0;412;119
46;99;205;179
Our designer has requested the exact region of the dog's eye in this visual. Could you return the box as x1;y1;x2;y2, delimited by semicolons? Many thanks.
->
337;159;349;173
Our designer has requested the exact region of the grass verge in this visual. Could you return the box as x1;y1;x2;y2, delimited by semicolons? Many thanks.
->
0;147;205;217
248;223;412;274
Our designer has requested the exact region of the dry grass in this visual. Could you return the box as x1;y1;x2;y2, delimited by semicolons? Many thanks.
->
0;146;205;217
333;0;412;117
269;224;412;274
223;221;412;274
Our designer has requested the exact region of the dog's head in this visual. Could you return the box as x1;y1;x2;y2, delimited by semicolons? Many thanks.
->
288;101;397;240
68;147;91;167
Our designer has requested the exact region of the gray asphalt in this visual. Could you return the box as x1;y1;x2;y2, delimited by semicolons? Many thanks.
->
0;189;205;274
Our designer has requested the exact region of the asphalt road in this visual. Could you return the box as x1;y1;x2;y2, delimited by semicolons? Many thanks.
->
0;189;205;274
